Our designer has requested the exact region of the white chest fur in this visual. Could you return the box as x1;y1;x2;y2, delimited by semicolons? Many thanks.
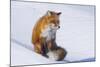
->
41;26;56;41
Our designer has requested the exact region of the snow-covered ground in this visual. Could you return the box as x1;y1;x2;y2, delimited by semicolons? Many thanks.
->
11;1;95;66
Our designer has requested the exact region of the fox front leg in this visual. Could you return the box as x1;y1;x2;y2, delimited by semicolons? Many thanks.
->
47;39;58;51
40;37;49;57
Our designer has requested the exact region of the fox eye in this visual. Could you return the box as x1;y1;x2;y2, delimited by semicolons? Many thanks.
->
56;20;59;24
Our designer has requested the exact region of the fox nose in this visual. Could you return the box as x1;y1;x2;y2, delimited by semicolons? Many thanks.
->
58;26;60;28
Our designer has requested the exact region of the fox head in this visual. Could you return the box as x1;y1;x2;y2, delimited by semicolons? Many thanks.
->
46;10;61;30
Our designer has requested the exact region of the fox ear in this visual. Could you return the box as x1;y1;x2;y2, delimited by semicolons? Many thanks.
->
57;12;61;15
47;10;53;16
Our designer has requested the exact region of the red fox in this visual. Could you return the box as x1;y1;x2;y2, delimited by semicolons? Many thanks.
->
32;10;67;61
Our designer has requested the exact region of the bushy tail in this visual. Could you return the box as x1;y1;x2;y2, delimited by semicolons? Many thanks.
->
47;46;67;61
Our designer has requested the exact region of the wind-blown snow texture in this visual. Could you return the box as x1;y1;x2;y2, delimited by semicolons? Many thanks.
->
11;1;95;66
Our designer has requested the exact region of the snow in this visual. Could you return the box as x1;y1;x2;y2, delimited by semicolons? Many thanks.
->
11;40;68;66
11;1;95;66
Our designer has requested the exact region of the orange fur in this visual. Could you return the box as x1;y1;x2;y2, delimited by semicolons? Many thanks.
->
32;11;67;61
32;11;61;54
